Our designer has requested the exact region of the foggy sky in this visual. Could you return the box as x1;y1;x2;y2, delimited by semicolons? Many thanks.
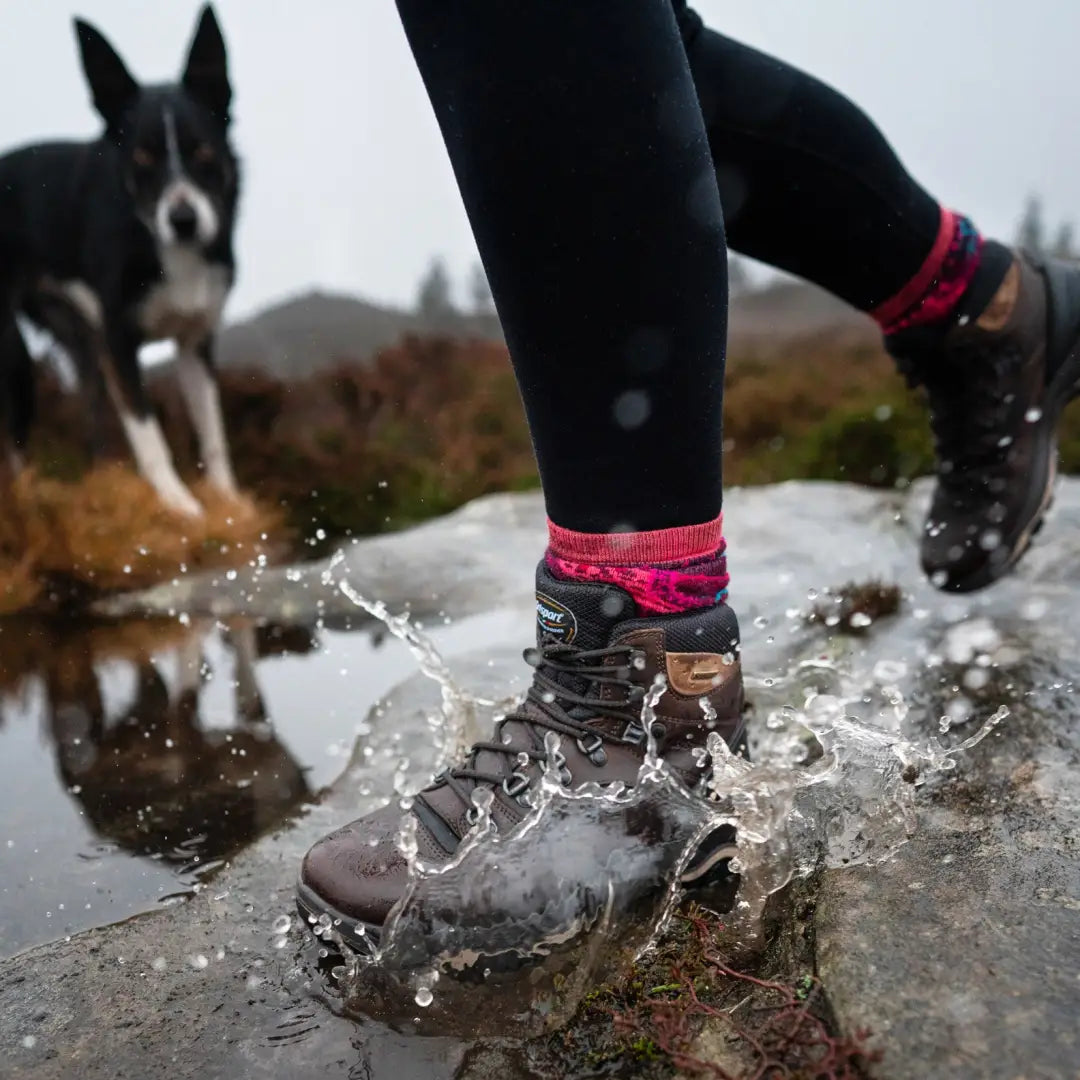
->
3;1;1077;321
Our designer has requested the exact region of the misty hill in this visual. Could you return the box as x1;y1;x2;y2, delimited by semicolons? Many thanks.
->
217;290;501;377
214;278;870;379
728;278;870;342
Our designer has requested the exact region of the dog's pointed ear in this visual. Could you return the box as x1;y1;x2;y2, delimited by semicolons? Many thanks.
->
182;5;231;124
74;17;138;131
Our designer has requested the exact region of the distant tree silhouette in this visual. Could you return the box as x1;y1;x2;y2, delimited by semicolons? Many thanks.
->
416;256;456;323
1052;222;1076;262
468;261;495;315
1015;194;1078;263
1017;195;1045;255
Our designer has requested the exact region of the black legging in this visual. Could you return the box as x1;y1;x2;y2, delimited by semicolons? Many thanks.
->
396;1;942;533
676;5;941;310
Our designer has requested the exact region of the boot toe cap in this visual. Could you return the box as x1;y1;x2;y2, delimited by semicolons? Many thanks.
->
921;525;1011;591
299;806;411;929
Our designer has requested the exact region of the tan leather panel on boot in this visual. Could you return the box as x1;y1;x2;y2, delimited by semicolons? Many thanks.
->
665;651;738;695
975;260;1020;331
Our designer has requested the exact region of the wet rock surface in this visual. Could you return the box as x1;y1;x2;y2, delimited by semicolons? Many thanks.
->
4;480;1080;1079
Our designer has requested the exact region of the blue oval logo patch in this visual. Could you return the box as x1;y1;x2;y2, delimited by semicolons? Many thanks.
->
536;592;577;643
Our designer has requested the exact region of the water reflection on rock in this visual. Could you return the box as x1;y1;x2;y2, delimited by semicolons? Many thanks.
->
0;617;315;954
45;622;310;873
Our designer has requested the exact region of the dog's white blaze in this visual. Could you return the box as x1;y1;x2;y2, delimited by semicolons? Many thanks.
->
176;347;237;494
118;410;203;517
155;107;219;247
163;106;182;175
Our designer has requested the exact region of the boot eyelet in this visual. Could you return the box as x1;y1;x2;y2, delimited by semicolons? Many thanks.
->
576;733;608;766
650;722;667;740
502;771;531;803
465;805;481;827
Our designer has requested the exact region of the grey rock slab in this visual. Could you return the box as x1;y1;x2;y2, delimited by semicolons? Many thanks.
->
94;492;549;624
0;651;529;1080
815;645;1080;1080
7;478;1080;1078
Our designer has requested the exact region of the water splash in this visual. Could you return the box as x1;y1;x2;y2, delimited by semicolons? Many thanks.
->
323;550;477;779
326;570;1010;1017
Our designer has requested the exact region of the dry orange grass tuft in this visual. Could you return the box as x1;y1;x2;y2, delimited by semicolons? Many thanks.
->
0;465;284;613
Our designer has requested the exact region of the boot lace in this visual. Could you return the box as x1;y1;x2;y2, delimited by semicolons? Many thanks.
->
418;640;647;828
895;339;1025;500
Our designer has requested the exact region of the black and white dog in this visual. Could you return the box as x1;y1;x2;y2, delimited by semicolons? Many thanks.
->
0;5;240;516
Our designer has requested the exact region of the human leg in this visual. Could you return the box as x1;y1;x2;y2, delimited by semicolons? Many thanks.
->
299;0;744;950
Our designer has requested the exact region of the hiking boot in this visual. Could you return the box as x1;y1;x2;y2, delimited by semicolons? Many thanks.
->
296;562;745;953
886;252;1080;592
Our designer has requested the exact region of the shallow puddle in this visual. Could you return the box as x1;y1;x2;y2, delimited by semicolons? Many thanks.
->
0;607;522;959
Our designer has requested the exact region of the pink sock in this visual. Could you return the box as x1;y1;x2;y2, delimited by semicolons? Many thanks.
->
546;514;729;616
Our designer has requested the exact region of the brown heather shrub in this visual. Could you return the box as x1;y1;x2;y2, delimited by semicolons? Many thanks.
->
156;334;539;549
10;325;1080;614
0;465;282;613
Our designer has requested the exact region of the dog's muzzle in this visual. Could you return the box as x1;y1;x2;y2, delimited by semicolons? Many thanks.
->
155;180;219;246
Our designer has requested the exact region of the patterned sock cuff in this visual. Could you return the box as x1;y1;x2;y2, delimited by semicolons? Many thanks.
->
873;208;984;335
546;538;730;616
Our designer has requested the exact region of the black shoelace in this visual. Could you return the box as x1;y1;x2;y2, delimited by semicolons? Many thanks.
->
418;640;647;829
897;341;1025;496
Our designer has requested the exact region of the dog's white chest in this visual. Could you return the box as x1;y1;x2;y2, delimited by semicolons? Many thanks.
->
139;246;229;342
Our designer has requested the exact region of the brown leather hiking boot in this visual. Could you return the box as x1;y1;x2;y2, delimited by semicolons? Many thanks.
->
297;562;745;953
886;252;1080;592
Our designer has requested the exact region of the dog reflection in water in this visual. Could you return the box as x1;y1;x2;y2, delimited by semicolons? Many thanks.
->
27;619;312;867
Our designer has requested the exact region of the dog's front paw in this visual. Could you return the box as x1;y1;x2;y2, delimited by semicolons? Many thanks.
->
161;483;205;519
221;488;258;519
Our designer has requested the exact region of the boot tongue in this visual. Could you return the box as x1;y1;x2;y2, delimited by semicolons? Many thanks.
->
534;561;637;649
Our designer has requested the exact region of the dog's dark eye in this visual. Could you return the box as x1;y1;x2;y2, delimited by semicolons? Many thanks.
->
132;147;155;170
194;144;215;165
